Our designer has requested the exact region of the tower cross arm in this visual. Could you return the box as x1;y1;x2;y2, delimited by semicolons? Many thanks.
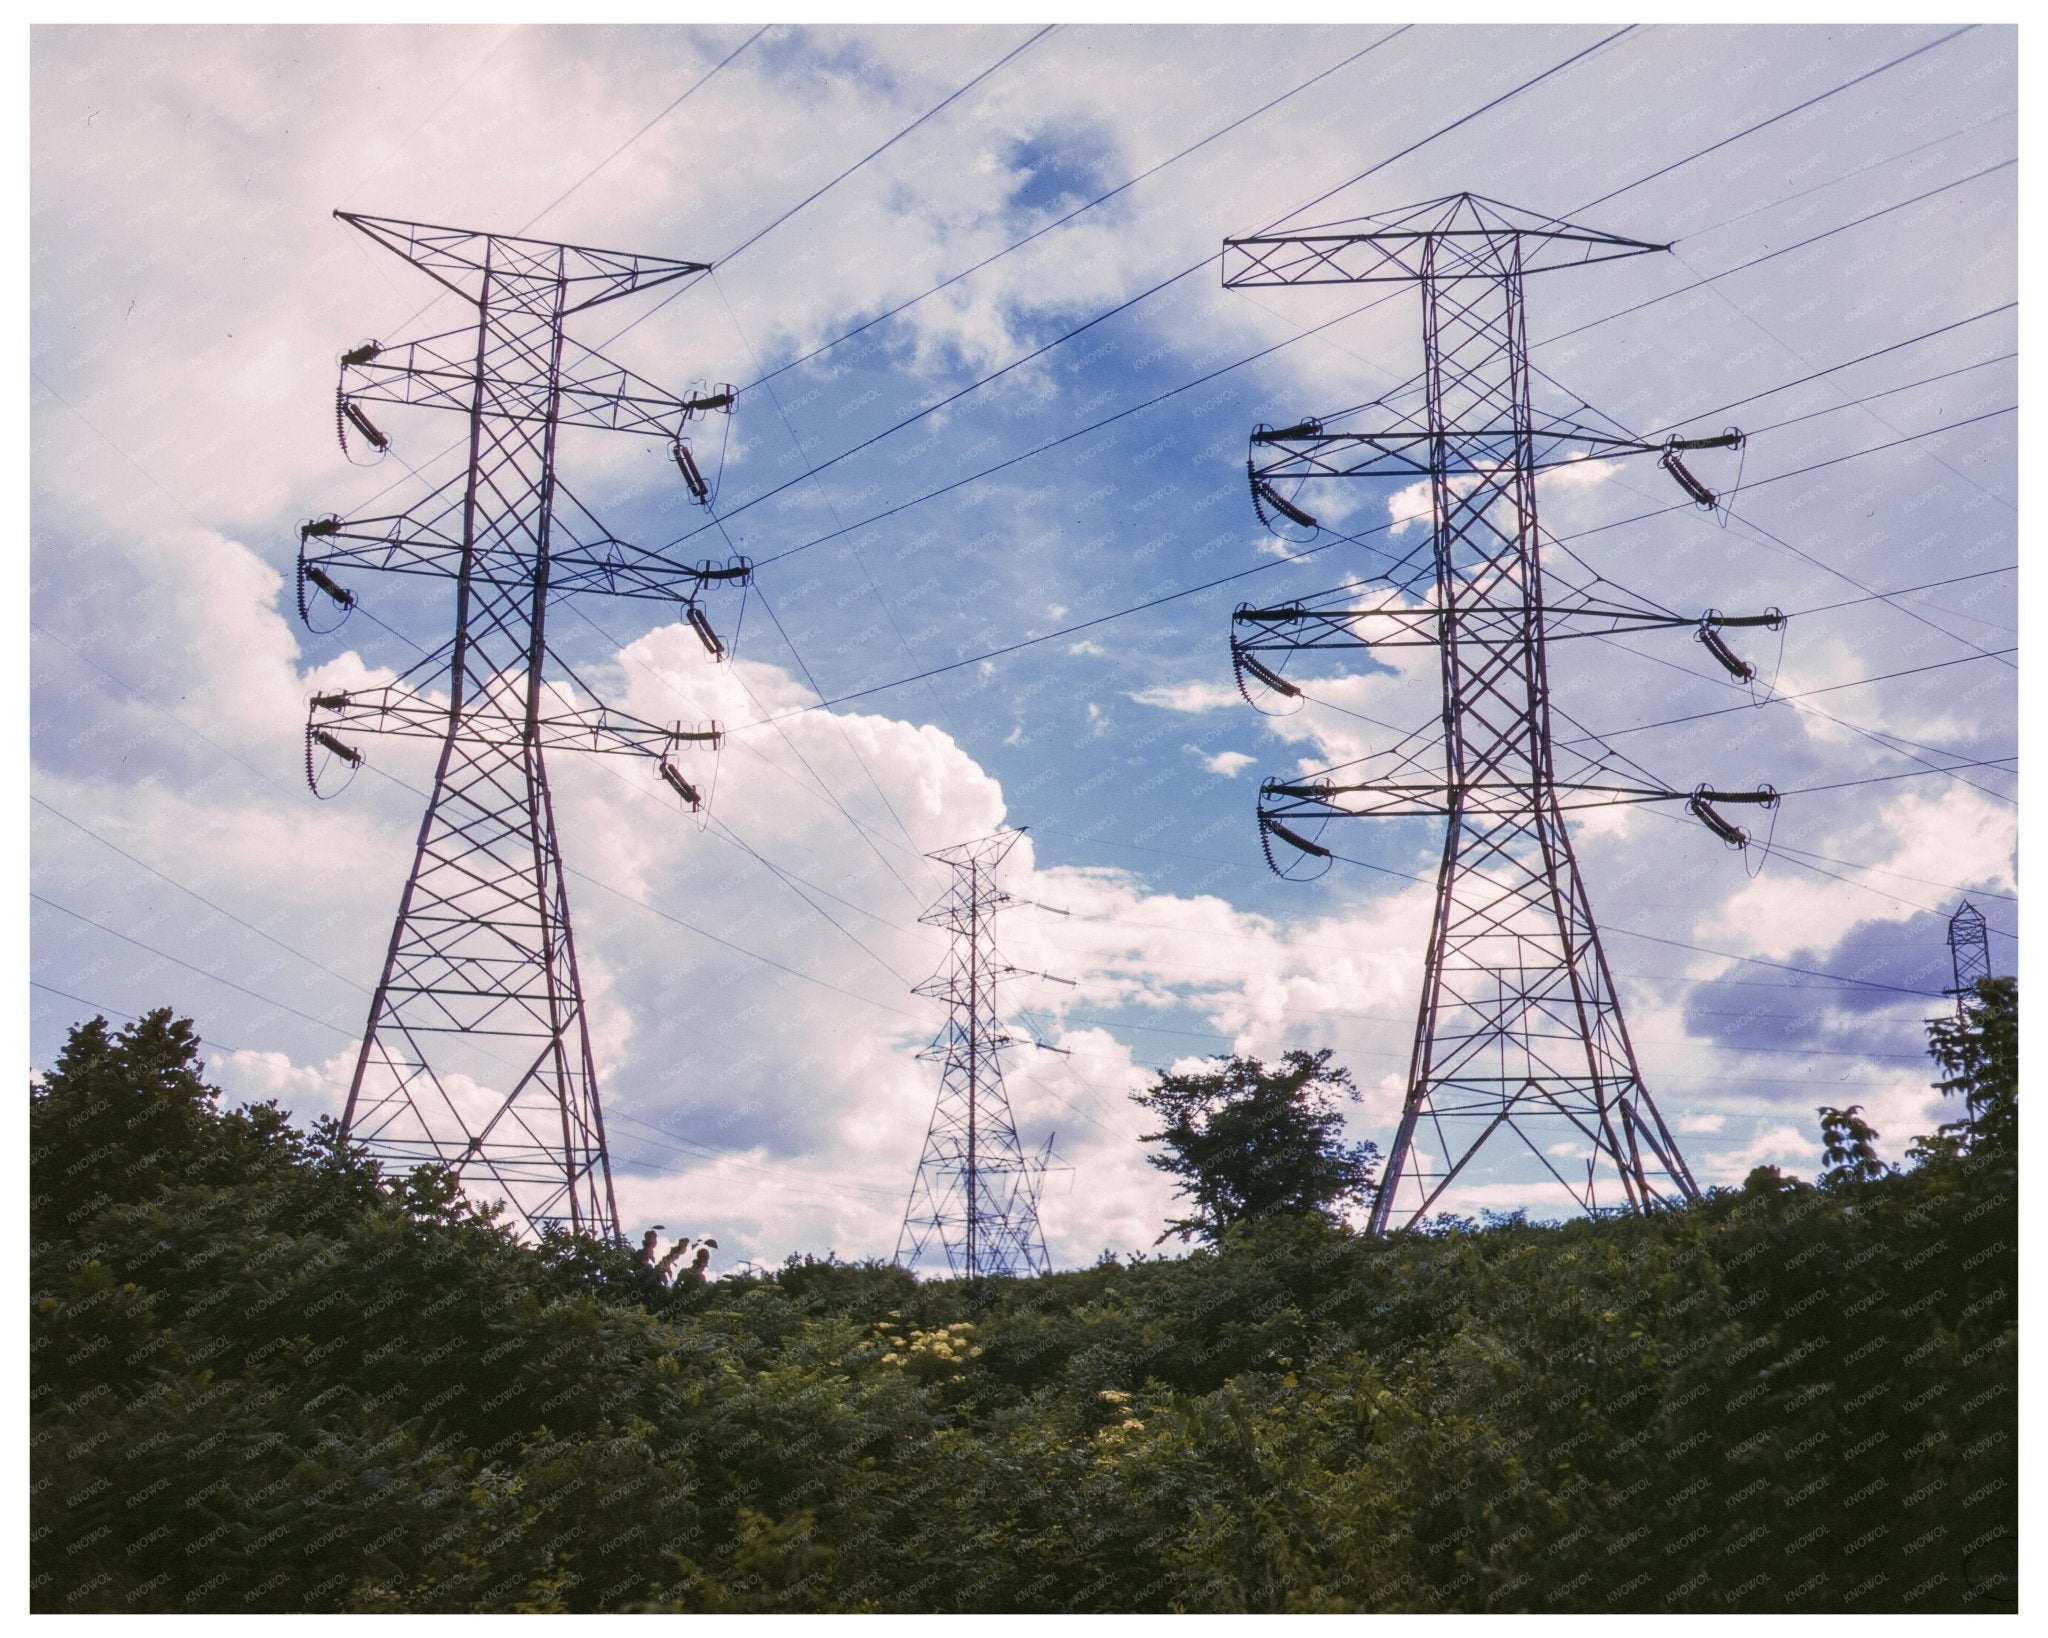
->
1222;211;1666;288
309;683;719;759
336;211;711;311
1252;426;1678;480
340;333;726;440
1233;601;1778;651
1259;778;1729;820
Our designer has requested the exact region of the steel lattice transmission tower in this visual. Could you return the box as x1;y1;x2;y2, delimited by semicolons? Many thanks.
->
1947;901;1993;1013
897;830;1052;1278
1224;194;1781;1231
298;213;746;1241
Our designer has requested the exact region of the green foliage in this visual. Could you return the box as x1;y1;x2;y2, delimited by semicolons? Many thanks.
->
1131;1050;1380;1245
32;1007;2018;1613
1924;976;2018;1160
1817;1104;1887;1185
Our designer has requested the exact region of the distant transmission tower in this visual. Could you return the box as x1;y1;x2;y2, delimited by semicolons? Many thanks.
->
1947;901;1992;1012
298;213;747;1240
1224;194;1782;1231
897;830;1052;1278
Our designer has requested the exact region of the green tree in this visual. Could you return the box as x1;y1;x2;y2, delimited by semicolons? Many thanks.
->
1923;975;2017;1158
1816;1104;1887;1185
1131;1050;1378;1245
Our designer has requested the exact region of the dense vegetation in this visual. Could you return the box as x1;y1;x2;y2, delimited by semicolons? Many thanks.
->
32;991;2016;1613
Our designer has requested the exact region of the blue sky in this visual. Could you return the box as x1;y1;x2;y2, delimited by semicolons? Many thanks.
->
29;23;2018;1270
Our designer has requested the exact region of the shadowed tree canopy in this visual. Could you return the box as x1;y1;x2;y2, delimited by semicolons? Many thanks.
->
30;1003;2016;1613
1132;1049;1379;1245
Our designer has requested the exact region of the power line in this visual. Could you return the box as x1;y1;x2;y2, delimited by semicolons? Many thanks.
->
30;795;372;996
359;29;769;348
1786;564;2014;621
1715;487;2016;673
1764;838;2017;905
1602;923;1947;1000
1555;407;2017;663
752;28;1410;387
1738;350;2014;443
702;815;916;988
1056;1006;1934;1064
350;757;925;1023
606;1110;909;1200
31;892;360;1038
1552;648;2018;784
744;275;2014;583
30;981;247;1060
560;597;936;907
646;31;2005;611
1539;155;2016;349
1642;301;2014;441
727;407;2015;730
1776;758;2017;798
657;25;1647;552
522;27;768;236
737;57;1980;574
1307;854;1944;999
1574;25;1975;213
725;25;1055;268
707;270;962;876
340;28;523;207
729;291;2009;733
1266;24;1637;232
596;24;1059;354
35;784;856;1118
26;969;908;1215
39;597;933;1041
329;26;1056;532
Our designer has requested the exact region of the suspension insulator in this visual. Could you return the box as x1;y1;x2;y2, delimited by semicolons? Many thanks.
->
1264;818;1331;858
1695;623;1754;682
1659;446;1716;509
1236;650;1301;698
313;729;363;768
303;565;355;609
659;759;702;810
673;440;709;503
342;401;389;451
683;386;736;413
300;516;342;540
1687;794;1747;848
339;341;382;368
1251;419;1324;443
687;604;726;660
1254;477;1318;531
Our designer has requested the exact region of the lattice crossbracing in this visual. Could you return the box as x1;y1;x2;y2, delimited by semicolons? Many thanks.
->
1946;901;1992;1012
896;830;1051;1279
1223;194;1785;1229
302;213;744;1241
